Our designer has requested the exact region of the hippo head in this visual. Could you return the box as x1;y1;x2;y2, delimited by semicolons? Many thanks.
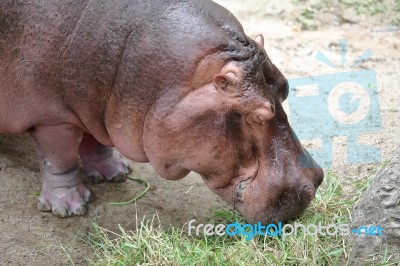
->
143;35;323;224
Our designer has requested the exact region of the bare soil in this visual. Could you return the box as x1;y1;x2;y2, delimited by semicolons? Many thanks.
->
0;0;399;265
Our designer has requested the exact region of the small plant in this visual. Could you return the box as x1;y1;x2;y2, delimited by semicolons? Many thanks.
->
391;0;400;24
297;7;316;30
392;17;400;26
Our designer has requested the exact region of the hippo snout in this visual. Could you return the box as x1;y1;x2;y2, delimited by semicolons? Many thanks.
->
232;161;324;225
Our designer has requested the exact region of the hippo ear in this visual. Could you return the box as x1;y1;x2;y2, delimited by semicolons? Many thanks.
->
214;72;241;96
255;34;264;48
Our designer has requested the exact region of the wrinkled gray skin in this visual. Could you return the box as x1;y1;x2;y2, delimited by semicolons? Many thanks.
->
0;0;323;223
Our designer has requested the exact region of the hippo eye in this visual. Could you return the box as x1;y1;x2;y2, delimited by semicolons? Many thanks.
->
248;100;275;125
251;113;266;125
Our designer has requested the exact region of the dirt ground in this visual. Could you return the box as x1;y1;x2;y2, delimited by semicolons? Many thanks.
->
0;0;399;265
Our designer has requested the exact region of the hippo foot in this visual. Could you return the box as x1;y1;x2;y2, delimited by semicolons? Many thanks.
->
37;169;92;217
81;150;131;184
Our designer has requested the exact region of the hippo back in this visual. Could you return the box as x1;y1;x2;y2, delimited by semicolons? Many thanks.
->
0;0;250;137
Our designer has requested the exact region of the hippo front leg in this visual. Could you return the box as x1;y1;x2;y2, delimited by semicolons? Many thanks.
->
79;133;131;184
32;124;91;217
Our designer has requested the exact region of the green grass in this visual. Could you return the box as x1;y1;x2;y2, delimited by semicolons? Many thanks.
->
339;0;388;15
83;160;400;265
297;8;316;30
85;170;371;266
391;1;400;32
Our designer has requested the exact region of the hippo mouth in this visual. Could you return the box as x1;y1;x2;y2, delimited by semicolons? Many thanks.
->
234;184;314;224
232;164;318;224
235;180;247;202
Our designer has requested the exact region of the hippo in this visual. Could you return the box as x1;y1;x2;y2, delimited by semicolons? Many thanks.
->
0;0;323;224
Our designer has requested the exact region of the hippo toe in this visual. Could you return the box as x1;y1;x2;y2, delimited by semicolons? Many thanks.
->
37;169;92;217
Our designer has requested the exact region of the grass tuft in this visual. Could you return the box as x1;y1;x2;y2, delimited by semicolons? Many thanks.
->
85;170;374;265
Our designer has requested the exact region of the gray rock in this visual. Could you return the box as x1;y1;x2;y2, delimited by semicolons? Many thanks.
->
349;151;400;264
